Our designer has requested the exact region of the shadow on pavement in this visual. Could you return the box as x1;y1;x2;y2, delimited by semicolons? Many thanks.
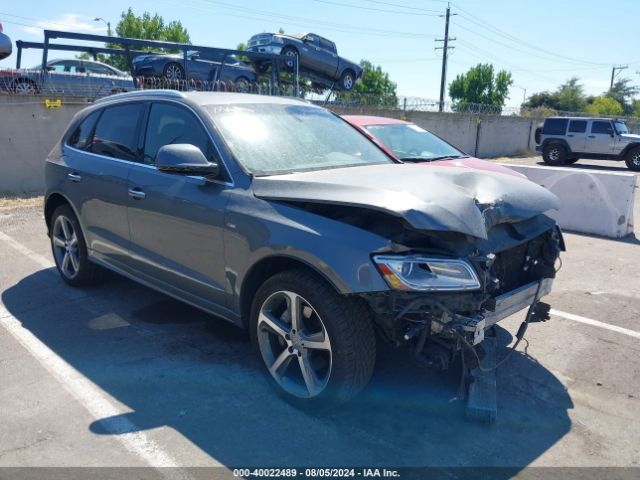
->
2;270;573;472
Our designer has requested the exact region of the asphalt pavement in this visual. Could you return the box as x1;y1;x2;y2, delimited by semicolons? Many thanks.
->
1;157;639;478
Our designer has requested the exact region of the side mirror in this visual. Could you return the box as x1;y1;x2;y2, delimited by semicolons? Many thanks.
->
189;52;200;60
156;144;219;178
607;127;615;137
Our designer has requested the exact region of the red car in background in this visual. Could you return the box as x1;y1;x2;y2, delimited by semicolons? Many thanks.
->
342;115;523;178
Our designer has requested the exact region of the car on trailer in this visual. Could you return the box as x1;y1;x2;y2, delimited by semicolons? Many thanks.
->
247;32;362;91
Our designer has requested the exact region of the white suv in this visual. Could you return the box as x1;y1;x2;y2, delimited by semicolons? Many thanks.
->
535;117;640;171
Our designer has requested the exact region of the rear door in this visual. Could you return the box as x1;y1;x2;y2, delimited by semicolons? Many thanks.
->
566;119;588;152
586;120;615;154
316;37;340;78
126;101;231;310
63;103;144;266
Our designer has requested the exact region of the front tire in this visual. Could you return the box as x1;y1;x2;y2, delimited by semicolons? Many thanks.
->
250;269;376;410
50;205;103;287
281;46;298;70
542;143;568;165
625;147;640;171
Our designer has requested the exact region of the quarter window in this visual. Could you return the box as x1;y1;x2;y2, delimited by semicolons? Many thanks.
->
568;120;587;133
542;118;568;136
591;121;612;134
91;104;144;161
143;103;213;165
67;111;100;151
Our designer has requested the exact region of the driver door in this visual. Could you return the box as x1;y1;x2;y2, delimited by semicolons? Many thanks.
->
586;120;615;154
126;101;231;310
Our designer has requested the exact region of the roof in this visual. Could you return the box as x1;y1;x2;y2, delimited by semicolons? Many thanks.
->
342;115;410;127
95;90;311;107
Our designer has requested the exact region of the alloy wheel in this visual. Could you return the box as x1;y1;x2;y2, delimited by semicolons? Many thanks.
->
257;290;332;398
52;215;80;279
343;74;353;90
632;151;640;167
285;50;297;68
165;64;183;80
548;147;560;161
14;81;35;94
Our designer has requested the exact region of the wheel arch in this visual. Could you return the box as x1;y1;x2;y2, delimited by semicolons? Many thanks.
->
620;143;640;158
542;138;571;153
44;192;78;235
239;255;344;329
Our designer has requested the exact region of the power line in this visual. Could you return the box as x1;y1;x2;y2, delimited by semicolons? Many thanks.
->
311;0;441;16
174;0;438;39
451;3;611;67
365;0;444;11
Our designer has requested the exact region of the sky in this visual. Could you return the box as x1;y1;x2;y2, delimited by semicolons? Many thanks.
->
1;0;639;107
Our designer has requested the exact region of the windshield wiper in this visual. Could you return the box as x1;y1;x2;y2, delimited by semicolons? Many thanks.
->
399;155;467;162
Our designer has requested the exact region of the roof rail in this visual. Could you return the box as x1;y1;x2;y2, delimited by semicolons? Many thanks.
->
94;89;186;104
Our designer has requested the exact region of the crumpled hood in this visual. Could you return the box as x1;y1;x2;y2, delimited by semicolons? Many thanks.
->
252;163;560;239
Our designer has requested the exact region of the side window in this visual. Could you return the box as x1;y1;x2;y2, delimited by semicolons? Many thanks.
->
67;111;100;151
319;39;335;53
542;118;568;135
86;64;113;75
304;35;319;47
591;121;612;134
91;104;144;161
143;103;213;165
568;120;587;133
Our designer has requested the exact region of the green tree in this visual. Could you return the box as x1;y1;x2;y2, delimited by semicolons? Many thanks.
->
448;63;513;112
95;9;190;71
351;59;397;106
606;78;639;114
586;96;624;116
523;77;587;113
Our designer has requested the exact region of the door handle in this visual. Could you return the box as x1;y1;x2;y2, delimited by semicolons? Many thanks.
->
588;135;596;138
128;188;146;200
66;172;82;183
567;134;574;137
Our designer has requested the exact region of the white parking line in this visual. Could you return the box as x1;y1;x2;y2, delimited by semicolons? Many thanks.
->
551;308;640;340
0;231;53;270
0;232;190;476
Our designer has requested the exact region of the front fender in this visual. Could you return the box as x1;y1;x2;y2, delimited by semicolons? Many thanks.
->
224;190;391;306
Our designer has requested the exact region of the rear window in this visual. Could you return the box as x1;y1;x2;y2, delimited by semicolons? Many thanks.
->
67;111;100;151
542;118;568;136
568;120;587;133
91;104;144;162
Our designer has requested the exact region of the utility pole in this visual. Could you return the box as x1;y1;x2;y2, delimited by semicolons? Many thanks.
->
436;3;456;112
610;65;628;89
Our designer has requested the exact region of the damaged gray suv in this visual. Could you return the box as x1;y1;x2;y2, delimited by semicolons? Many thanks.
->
45;91;564;408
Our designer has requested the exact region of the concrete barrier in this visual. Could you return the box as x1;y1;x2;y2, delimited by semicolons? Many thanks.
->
500;163;637;238
0;99;86;193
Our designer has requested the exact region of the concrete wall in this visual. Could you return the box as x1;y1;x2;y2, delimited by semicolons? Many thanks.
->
11;99;637;194
0;99;86;193
330;106;539;158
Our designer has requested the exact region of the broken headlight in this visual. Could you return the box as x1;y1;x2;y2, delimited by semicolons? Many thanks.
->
373;255;481;292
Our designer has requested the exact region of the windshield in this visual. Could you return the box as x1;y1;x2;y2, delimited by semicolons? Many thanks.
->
365;124;464;161
615;121;629;134
206;104;393;175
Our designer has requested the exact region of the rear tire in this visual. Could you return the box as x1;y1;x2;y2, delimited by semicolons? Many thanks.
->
339;69;355;91
50;205;104;287
542;143;568;166
250;269;376;410
625;147;640;171
12;78;37;94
